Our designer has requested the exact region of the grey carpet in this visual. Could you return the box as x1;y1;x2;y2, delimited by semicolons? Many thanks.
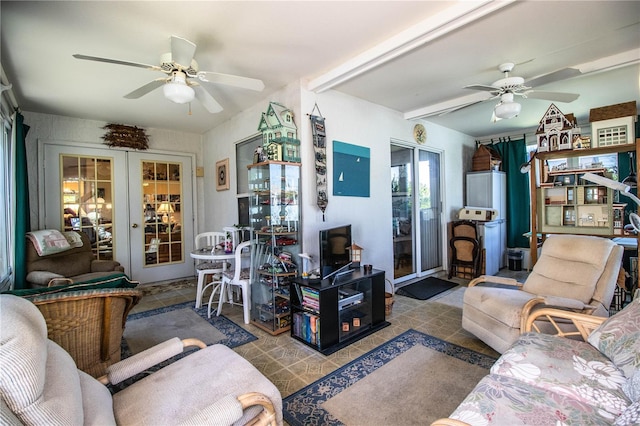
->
124;308;227;354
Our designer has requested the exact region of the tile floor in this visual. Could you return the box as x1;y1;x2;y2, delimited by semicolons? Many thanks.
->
131;271;524;400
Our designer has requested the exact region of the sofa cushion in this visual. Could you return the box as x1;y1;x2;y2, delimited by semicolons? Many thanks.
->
449;374;617;425
614;400;640;426
464;285;537;328
4;274;138;299
623;369;640;402
493;332;629;417
523;235;614;303
588;298;640;379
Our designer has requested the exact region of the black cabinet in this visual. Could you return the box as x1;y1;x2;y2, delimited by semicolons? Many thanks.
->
290;269;389;355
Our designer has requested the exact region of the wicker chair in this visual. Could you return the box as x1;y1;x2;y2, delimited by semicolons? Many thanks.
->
27;287;142;377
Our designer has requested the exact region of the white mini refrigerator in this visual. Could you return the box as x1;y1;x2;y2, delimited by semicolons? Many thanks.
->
465;171;507;274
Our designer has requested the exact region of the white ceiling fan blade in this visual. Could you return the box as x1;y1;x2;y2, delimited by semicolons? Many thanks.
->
170;36;197;68
193;85;223;113
73;54;164;72
524;90;580;103
464;83;500;92
525;67;582;88
197;71;265;92
124;78;166;99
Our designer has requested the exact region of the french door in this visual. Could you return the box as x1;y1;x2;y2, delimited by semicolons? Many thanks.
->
42;143;194;283
390;143;444;282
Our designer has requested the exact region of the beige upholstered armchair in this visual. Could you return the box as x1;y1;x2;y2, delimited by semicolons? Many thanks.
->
0;295;283;426
462;234;623;354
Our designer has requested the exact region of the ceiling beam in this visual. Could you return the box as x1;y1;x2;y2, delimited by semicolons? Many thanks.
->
306;0;516;93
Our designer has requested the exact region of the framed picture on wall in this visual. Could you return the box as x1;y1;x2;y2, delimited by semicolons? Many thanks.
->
216;158;230;191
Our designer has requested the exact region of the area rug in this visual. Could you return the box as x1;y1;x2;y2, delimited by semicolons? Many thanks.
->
123;301;257;354
110;301;257;394
283;329;496;426
395;276;458;300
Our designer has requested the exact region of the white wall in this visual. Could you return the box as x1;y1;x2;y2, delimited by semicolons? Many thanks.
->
23;84;476;283
22;112;204;230
202;82;476;282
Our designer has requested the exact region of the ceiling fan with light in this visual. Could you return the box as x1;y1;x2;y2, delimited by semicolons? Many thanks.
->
73;36;265;113
462;62;580;122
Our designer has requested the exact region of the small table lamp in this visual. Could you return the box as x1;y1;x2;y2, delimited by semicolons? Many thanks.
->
349;243;364;268
157;202;174;224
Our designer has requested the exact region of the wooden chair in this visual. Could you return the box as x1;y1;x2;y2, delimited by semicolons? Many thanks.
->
448;220;481;279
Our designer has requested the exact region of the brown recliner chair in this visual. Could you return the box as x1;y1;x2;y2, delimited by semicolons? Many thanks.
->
462;234;623;354
26;231;125;288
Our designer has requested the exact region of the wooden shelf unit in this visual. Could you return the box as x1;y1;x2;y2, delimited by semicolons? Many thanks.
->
530;139;640;266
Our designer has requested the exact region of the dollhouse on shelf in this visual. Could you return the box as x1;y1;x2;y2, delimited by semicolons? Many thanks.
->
257;102;301;163
536;103;582;152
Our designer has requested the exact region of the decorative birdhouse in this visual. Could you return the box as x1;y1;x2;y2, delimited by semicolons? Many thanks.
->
348;243;364;267
257;102;301;163
589;101;637;148
536;104;581;152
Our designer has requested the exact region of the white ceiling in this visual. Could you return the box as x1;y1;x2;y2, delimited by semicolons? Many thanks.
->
1;1;639;138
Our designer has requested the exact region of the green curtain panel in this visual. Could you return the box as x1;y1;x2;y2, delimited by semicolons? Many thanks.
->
493;137;530;249
14;112;30;289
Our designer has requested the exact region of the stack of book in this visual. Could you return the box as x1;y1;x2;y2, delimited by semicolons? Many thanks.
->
301;286;320;313
293;311;320;345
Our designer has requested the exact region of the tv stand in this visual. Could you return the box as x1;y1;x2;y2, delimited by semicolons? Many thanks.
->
291;269;389;355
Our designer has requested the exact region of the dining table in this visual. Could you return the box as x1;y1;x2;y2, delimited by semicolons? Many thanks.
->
190;246;237;309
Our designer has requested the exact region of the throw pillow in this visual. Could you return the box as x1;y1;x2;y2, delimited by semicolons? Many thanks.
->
588;298;640;378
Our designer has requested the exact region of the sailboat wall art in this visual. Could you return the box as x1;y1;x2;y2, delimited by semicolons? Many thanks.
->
332;140;370;197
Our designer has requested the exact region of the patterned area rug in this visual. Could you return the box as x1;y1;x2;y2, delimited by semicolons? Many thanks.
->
137;278;197;296
283;329;497;426
110;301;256;393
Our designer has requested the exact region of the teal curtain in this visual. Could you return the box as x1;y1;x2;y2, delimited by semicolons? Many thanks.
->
492;136;530;248
13;112;30;289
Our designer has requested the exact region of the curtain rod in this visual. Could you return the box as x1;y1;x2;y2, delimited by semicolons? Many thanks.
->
475;132;536;146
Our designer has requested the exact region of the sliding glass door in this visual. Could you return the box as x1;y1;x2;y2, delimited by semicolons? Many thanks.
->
391;143;443;282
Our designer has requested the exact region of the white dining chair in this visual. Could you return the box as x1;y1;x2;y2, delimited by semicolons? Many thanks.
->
211;240;252;323
194;231;227;309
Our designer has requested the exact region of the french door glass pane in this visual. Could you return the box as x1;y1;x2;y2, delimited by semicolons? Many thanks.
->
61;155;114;260
142;161;183;266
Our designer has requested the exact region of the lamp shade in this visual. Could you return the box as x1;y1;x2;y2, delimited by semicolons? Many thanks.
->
494;100;521;119
163;71;194;104
157;202;174;214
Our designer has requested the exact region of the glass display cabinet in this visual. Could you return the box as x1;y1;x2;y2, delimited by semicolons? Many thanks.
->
248;161;301;335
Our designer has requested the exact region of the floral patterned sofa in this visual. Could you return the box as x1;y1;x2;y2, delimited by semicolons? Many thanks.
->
432;298;640;425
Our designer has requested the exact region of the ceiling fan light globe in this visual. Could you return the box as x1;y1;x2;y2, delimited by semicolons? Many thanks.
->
494;101;521;119
163;82;195;104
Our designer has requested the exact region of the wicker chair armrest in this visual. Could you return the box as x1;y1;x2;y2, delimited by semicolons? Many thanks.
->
522;307;606;340
430;419;471;426
468;275;523;288
26;271;65;287
99;338;206;385
179;392;277;426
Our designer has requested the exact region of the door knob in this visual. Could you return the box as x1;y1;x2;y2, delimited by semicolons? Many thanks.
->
131;223;138;228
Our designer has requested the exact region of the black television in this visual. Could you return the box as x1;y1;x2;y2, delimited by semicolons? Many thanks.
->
319;225;352;279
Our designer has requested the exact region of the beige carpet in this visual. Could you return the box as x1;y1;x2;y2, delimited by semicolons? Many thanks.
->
283;329;496;426
321;345;489;425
